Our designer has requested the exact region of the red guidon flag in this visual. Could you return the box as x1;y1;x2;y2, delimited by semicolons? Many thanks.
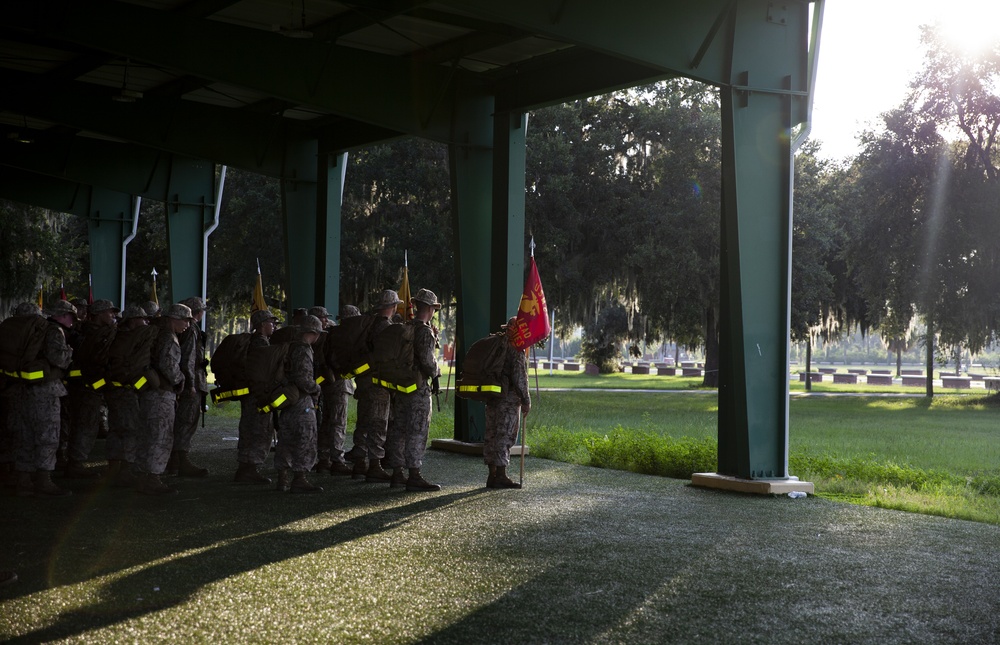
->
511;255;550;350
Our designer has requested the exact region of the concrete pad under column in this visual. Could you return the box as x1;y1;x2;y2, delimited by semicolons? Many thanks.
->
691;472;814;495
430;439;530;457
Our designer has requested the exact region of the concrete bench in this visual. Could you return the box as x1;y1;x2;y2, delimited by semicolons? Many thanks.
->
847;369;868;375
983;377;1000;391
967;373;986;381
818;367;836;374
563;362;580;371
631;365;650;375
900;369;923;376
941;376;972;389
866;374;893;385
833;373;858;384
681;367;703;377
870;369;892;375
680;361;698;368
798;372;823;383
656;367;677;376
901;376;926;387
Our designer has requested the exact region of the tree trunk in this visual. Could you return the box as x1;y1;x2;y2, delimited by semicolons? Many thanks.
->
925;315;934;398
895;346;902;378
702;306;719;388
955;346;961;376
805;337;812;392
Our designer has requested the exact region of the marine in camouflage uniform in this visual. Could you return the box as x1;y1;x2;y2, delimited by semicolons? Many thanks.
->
64;298;119;478
105;306;149;487
385;289;442;492
11;301;75;496
352;290;400;482
234;308;278;484
168;297;210;477
316;305;358;476
274;315;323;493
483;316;532;489
135;304;192;496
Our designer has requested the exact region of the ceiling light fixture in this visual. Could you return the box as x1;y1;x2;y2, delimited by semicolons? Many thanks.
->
279;0;313;39
112;57;143;102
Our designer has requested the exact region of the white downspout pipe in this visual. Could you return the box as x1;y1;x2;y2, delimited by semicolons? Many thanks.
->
201;165;227;332
120;196;141;308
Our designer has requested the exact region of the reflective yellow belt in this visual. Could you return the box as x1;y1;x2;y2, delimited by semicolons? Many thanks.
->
459;384;502;395
372;377;417;394
340;363;369;380
258;393;287;413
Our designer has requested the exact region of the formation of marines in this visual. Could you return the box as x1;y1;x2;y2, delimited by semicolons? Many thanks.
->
0;285;517;498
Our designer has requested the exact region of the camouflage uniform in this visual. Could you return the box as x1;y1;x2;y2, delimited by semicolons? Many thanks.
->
104;306;148;481
169;297;210;477
325;377;354;465
11;309;74;496
275;339;320;474
352;314;393;468
237;332;273;466
137;317;185;477
386;319;438;470
484;339;531;467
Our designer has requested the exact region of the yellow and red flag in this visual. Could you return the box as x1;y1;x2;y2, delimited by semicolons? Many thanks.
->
252;258;267;312
511;240;550;350
397;250;413;321
37;285;44;309
149;268;158;306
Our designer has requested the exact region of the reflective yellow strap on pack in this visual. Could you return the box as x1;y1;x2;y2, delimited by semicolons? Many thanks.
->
214;387;249;402
341;363;369;380
89;378;107;391
459;384;502;394
316;375;325;385
68;369;82;378
111;381;125;388
259;393;287;413
133;375;147;390
21;370;45;381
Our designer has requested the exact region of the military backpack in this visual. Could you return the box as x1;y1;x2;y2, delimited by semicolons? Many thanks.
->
456;333;508;401
0;315;52;384
369;322;420;394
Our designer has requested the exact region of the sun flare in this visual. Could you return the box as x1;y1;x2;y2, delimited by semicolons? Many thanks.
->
934;2;1000;58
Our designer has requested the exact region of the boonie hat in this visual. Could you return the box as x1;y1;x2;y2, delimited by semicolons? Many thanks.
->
13;302;41;317
308;306;330;319
251;309;278;329
375;289;403;309
180;297;208;312
89;299;120;314
338;305;360;320
165;303;194;320
122;305;148;320
411;288;441;310
143;301;161;316
48;300;78;319
299;314;323;335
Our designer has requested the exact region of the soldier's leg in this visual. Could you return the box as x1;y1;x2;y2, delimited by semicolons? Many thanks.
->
66;388;102;476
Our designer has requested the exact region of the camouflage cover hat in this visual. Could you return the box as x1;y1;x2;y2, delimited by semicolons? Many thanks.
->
143;300;161;316
411;288;441;310
89;299;120;314
299;314;323;334
164;303;194;320
122;305;149;320
251;309;278;328
501;315;518;329
338;304;360;320
375;289;403;309
47;299;78;319
308;306;330;319
13;302;41;317
180;296;208;312
70;298;89;310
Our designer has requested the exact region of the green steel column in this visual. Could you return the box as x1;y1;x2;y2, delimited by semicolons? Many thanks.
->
717;82;793;480
315;151;346;309
282;139;319;313
165;157;216;304
491;111;528;321
450;92;495;443
87;187;133;304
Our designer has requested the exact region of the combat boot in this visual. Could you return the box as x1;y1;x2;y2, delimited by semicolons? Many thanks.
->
234;462;271;485
164;451;179;476
405;469;441;492
33;471;72;497
113;462;139;488
290;472;323;493
63;460;99;479
490;465;521;489
486;465;497;489
275;470;291;492
175;451;209;478
15;471;34;497
390;467;407;488
136;472;176;496
365;460;392;482
313;457;332;473
351;459;368;480
329;461;353;476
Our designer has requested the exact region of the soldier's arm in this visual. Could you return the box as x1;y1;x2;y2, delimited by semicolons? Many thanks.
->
510;347;531;412
290;344;321;396
43;325;73;370
414;325;438;380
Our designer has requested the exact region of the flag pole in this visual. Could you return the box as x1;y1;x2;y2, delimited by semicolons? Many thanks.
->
519;407;526;487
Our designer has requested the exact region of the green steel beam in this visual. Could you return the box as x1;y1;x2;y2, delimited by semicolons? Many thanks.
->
8;0;470;144
164;157;217;305
0;166;92;217
281;139;320;314
86;188;134;305
449;91;495;443
491;111;528;320
315;151;347;311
